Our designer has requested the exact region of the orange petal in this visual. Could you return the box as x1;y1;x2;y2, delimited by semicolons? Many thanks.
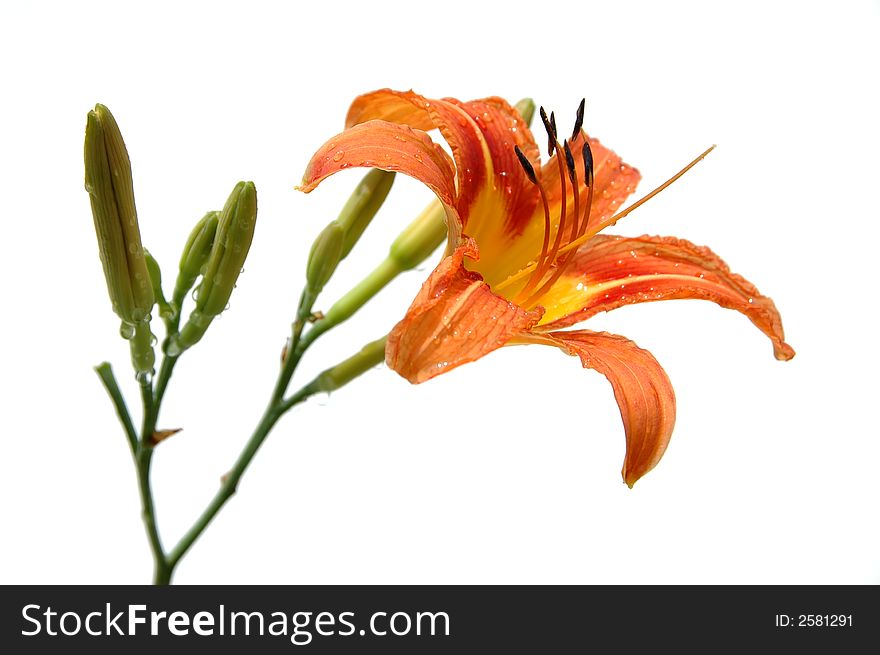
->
346;89;539;236
449;96;540;236
298;119;461;226
346;89;437;131
538;330;676;488
536;234;796;360
344;90;490;227
386;240;543;383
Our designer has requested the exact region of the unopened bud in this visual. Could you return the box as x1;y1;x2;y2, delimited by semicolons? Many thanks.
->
172;182;257;353
84;104;154;325
306;222;345;296
144;250;172;320
174;210;219;304
336;169;395;259
389;202;447;271
197;181;257;316
313;336;387;393
514;98;536;127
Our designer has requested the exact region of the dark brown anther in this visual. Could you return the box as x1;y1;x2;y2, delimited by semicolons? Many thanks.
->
514;145;538;184
539;107;556;156
563;140;577;184
582;140;594;186
572;98;585;141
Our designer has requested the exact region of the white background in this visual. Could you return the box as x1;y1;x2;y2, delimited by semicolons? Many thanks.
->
1;0;877;584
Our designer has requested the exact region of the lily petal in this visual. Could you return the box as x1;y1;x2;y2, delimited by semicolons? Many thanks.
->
535;330;676;488
386;241;544;384
298;119;461;233
346;89;540;240
346;90;487;225
536;234;796;361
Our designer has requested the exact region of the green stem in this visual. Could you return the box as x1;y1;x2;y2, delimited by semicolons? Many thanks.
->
153;354;178;409
164;334;386;577
136;376;169;585
95;362;138;455
298;257;401;353
165;393;307;571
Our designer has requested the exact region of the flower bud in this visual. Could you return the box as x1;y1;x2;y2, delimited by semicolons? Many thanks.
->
144;249;173;320
171;182;257;354
84;104;154;325
389;202;447;271
306;222;345;296
336;169;395;258
173;210;219;305
514;98;536;127
313;336;387;393
197;181;257;316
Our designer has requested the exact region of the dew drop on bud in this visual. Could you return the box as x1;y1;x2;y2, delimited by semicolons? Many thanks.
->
165;339;182;357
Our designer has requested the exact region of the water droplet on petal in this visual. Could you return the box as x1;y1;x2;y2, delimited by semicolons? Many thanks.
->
332;150;345;162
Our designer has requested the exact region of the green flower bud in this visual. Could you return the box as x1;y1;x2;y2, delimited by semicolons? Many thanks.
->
514;98;536;127
144;249;172;320
336;169;395;259
173;210;219;305
389;202;447;271
197;181;257;316
297;201;448;350
313;336;387;393
306;222;345;296
171;182;257;354
84;104;154;325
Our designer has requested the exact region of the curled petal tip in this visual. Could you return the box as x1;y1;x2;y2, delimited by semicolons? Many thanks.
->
774;341;796;361
623;466;647;489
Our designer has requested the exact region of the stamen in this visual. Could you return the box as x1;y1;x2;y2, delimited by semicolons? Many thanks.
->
513;145;537;184
516;131;569;303
576;142;594;239
494;145;716;295
582;140;594;188
563;140;577;185
523;140;584;306
571;98;585;141
513;144;552;301
539;107;556;156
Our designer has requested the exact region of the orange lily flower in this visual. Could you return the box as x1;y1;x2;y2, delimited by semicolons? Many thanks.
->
299;89;794;487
